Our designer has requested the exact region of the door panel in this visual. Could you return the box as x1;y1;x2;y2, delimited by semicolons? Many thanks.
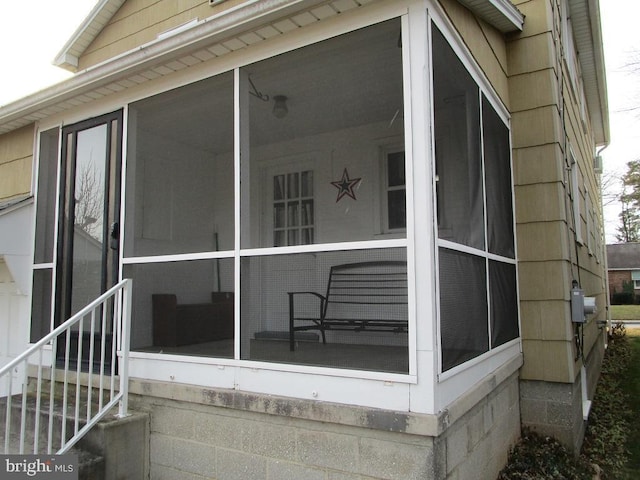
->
55;111;123;367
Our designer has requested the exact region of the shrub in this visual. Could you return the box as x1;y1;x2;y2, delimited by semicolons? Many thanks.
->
498;428;594;479
612;292;634;305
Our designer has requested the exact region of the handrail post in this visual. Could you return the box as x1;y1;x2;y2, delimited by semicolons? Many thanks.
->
0;278;132;454
117;279;132;418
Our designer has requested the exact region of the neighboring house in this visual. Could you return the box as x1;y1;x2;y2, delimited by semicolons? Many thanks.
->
607;242;640;300
0;0;609;478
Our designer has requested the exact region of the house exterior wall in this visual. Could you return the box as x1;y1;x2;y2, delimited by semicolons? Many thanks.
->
0;260;30;397
0;0;609;475
439;0;510;108
0;125;34;202
608;270;631;296
509;0;607;452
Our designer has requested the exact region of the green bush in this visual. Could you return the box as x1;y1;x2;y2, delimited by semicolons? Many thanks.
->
611;292;634;305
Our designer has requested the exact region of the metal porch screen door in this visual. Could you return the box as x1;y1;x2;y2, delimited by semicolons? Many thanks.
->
55;110;123;369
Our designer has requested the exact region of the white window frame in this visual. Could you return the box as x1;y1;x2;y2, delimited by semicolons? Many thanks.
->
561;0;579;98
112;3;422;414
380;144;407;235
569;147;583;244
270;166;315;247
428;4;521;408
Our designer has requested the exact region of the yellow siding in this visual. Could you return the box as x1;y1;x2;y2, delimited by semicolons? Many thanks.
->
439;0;510;108
0;125;34;201
520;339;575;382
78;0;246;70
508;0;607;383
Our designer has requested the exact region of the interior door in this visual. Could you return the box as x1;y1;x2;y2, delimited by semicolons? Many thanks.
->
55;111;123;365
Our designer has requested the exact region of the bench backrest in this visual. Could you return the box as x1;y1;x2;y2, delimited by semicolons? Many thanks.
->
323;261;408;322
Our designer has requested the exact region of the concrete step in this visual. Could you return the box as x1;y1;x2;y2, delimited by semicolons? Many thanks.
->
0;385;115;454
0;385;112;480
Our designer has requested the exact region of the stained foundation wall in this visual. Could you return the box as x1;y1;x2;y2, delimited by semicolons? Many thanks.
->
129;368;520;480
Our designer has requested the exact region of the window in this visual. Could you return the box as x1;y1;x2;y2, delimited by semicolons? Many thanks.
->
124;72;236;353
569;149;583;243
432;24;518;372
123;18;408;373
31;127;59;342
384;150;406;231
273;170;314;246
239;18;407;372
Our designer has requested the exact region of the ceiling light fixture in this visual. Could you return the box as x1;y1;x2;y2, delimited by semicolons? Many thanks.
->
272;95;288;119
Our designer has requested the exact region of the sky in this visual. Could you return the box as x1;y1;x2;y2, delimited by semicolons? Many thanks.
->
0;1;97;107
599;3;640;242
0;1;638;243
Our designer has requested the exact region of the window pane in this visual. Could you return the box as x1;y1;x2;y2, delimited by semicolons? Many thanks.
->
439;248;489;371
387;151;405;187
274;175;285;200
124;259;234;357
301;200;314;226
287;202;299;226
489;261;519;348
387;190;406;229
30;269;53;342
274;203;285;228
34;128;59;264
302;228;314;244
287;173;299;199
240;248;408;373
483;96;515;258
241;19;405;248
71;125;108;316
125;72;234;256
433;26;484;250
274;231;285;247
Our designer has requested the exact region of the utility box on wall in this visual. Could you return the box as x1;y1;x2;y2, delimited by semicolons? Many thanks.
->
571;284;597;323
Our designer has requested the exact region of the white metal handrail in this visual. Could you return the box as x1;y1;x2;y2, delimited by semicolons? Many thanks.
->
0;278;132;454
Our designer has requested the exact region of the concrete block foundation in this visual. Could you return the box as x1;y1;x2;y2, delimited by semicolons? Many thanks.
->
129;363;521;479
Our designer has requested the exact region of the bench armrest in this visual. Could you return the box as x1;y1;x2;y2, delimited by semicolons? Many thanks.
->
288;292;326;351
288;291;326;317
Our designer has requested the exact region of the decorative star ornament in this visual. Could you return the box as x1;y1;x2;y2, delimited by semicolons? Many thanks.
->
331;168;362;202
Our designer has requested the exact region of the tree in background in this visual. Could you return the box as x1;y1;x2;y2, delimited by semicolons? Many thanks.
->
616;159;640;242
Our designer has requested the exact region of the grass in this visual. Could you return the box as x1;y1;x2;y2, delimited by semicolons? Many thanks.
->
610;304;640;320
622;329;640;477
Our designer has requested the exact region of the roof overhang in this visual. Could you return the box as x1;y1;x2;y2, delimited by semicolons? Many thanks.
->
568;0;609;146
54;0;127;72
0;0;343;135
457;0;524;33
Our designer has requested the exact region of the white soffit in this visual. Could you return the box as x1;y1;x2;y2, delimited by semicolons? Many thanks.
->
456;0;524;33
568;0;609;146
0;0;377;135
